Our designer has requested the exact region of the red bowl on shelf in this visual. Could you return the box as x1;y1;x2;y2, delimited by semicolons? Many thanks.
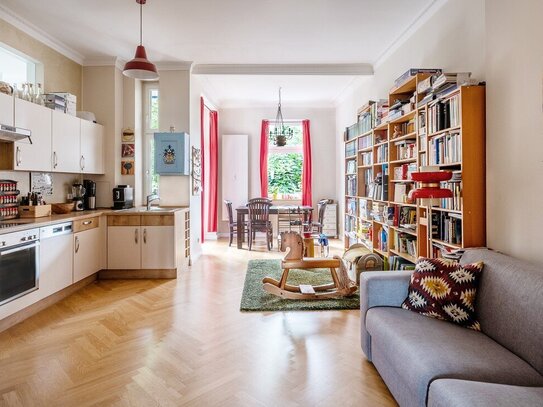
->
410;171;452;182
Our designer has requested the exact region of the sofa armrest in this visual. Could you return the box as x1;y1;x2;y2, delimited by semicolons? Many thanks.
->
360;271;413;361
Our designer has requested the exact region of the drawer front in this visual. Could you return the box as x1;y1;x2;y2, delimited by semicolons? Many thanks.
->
73;216;100;233
141;215;174;226
107;215;141;226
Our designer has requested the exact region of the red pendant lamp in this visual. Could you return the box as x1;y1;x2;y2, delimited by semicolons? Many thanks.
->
123;0;159;81
408;170;453;206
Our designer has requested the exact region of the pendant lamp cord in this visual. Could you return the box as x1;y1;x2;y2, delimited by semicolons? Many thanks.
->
139;1;143;45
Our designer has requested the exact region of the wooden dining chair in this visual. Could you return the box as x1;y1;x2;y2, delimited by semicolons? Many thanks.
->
309;199;329;235
224;200;248;246
247;199;273;251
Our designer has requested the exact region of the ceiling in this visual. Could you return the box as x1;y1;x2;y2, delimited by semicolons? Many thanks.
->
0;0;436;106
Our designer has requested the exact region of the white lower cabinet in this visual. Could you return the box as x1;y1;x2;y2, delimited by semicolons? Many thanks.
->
141;226;175;269
40;233;74;297
73;227;102;283
107;226;141;269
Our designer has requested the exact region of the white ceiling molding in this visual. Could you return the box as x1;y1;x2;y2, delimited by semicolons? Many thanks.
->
156;61;193;71
0;4;85;65
332;76;371;108
373;0;448;69
192;64;374;76
84;57;125;70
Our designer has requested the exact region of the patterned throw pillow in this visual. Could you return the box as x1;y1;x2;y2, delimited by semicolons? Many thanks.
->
401;257;484;330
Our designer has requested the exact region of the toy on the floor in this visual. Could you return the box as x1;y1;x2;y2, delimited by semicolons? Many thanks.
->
343;244;384;284
262;231;357;300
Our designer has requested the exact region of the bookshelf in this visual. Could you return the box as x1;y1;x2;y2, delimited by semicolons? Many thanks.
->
343;71;485;268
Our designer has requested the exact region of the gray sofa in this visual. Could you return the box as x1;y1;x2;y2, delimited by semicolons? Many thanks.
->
360;248;543;407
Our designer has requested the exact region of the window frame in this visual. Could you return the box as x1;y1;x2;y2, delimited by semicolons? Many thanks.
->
0;42;43;87
142;82;159;197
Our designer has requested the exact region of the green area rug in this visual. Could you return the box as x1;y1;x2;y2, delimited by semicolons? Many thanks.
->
240;259;359;312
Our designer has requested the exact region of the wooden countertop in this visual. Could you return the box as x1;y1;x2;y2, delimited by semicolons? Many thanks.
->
0;207;189;235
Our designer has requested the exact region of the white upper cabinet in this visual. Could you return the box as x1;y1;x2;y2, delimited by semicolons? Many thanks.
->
0;93;14;126
52;110;81;173
80;120;104;174
14;98;52;172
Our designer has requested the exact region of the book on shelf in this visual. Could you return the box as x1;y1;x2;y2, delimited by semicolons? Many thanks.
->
394;68;442;88
391;120;415;139
371;201;387;222
395;206;417;228
393;163;417;181
429;132;461;165
377;225;389;253
431;211;462;245
376;144;389;164
394;139;416;160
345;123;358;141
394;183;415;203
346;159;357;174
358;110;373;134
393;232;417;258
358;134;372;150
436;173;462;211
346;175;357;196
346;198;357;216
432;72;471;91
389;255;416;270
373;99;389;126
360;152;372;166
345;140;357;157
359;198;371;219
428;94;460;133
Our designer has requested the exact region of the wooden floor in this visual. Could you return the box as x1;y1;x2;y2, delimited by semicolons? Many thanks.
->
0;239;396;407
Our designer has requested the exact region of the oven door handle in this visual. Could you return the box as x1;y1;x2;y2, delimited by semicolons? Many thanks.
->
0;241;39;256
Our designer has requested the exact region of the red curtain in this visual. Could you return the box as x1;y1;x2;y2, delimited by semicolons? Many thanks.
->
207;110;218;232
200;97;205;243
302;119;312;207
260;120;269;197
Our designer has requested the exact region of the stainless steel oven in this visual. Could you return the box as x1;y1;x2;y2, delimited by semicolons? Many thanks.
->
0;228;40;306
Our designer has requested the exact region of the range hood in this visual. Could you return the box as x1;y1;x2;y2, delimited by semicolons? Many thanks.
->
0;124;32;144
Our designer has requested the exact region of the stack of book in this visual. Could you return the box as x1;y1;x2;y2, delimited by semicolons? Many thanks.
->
389;255;416;270
393;183;413;203
394;139;416;160
428;95;460;133
432;212;462;245
371;201;387;222
359;199;371;220
376;144;389;163
393;163;418;181
360;152;372;166
373;99;389;125
345;140;357;157
346;159;356;174
394;68;442;88
368;168;388;201
358;134;372;150
358;110;373;134
346;198;357;215
394;233;417;258
439;172;462;211
346;175;357;196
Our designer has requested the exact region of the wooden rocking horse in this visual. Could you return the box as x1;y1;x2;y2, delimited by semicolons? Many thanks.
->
262;231;357;300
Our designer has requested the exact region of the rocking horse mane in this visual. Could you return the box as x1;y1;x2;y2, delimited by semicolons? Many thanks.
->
280;231;304;261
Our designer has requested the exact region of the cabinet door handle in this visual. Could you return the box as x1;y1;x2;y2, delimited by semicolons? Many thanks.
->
135;228;138;244
143;228;147;244
80;155;85;171
16;146;21;166
82;220;93;226
53;151;58;169
75;236;80;253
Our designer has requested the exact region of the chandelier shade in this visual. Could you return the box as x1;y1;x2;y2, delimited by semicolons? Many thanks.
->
269;87;293;146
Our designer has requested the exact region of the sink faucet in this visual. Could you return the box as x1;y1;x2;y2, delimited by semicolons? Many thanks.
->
146;194;160;210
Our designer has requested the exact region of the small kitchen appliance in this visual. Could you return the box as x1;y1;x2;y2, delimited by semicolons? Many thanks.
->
83;179;96;210
113;185;134;209
72;183;86;211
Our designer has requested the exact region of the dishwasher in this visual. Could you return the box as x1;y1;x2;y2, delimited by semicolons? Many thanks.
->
39;222;74;298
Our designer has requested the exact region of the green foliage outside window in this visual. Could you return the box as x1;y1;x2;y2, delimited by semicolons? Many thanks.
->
268;153;302;197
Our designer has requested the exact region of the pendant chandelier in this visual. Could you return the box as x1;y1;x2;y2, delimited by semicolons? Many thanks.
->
123;0;159;81
269;87;293;147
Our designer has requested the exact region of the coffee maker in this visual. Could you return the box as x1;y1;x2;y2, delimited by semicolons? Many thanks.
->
72;183;86;211
83;179;96;210
113;185;134;209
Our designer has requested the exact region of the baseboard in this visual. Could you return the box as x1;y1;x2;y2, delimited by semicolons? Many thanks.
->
98;269;177;279
0;273;97;333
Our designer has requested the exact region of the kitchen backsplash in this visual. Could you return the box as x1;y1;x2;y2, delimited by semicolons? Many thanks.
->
0;171;83;204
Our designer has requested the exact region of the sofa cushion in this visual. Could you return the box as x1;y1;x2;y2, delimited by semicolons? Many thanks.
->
366;307;543;407
461;248;543;375
428;379;543;407
401;257;483;330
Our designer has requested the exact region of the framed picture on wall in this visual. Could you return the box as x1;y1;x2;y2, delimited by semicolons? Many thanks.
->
122;143;135;157
154;132;190;175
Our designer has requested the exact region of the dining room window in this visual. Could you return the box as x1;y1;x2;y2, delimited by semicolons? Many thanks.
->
143;83;159;196
268;123;303;200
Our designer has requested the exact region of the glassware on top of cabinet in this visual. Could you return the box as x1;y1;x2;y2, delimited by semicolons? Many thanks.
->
34;83;44;106
22;83;31;102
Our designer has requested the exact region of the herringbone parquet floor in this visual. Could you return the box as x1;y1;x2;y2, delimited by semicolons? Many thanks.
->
0;239;396;407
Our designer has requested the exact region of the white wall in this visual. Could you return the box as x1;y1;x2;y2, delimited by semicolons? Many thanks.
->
335;0;485;236
485;0;543;265
217;106;337;234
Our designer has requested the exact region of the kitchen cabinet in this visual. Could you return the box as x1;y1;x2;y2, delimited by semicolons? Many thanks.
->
141;226;175;269
13;98;52;172
81;120;104;174
0;92;14;126
73;217;102;283
40;231;73;297
107;226;141;269
52;110;81;173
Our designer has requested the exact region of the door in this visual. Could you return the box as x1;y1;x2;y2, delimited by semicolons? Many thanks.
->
74;228;102;282
81;120;104;174
52;110;81;173
107;226;141;269
40;234;73;296
141;226;175;269
14;98;52;172
0;92;13;126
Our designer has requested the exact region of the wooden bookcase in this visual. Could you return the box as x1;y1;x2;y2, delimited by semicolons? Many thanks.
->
343;73;485;267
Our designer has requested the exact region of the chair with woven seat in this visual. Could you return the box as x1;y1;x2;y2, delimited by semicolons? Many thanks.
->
224;200;248;247
308;199;329;235
247;199;273;251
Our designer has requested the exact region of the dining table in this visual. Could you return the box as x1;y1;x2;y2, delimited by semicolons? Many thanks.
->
235;205;313;249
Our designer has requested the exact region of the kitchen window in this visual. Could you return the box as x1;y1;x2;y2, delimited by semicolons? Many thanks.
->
0;43;41;86
268;123;303;200
143;83;159;196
